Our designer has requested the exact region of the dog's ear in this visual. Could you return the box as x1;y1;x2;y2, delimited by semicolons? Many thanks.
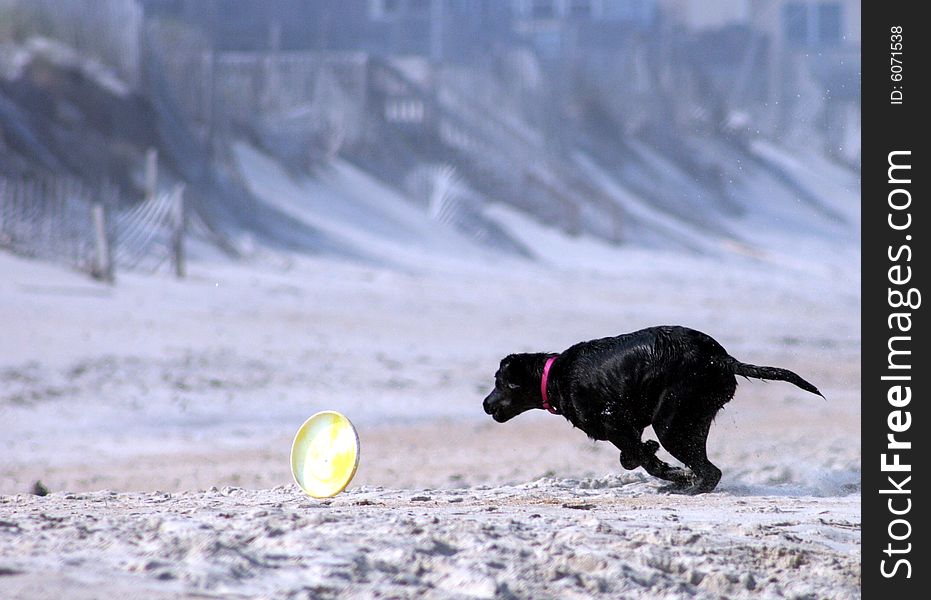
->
499;354;519;372
500;354;532;383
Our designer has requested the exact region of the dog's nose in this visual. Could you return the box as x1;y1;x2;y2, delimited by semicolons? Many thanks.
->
482;392;495;414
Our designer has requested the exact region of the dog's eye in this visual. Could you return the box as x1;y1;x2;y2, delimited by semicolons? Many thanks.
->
507;383;520;390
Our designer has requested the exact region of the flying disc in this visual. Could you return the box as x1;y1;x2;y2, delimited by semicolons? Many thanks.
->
290;411;360;498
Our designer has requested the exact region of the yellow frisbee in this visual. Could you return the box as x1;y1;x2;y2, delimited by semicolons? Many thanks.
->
290;410;360;498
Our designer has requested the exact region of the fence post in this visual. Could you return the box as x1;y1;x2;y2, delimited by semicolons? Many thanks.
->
145;147;158;201
0;178;6;241
92;201;114;283
171;184;186;279
611;207;624;244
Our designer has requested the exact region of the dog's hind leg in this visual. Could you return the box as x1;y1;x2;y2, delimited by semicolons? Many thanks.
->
651;376;734;494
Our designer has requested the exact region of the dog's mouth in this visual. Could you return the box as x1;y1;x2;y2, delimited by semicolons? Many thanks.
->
489;406;517;423
484;390;518;422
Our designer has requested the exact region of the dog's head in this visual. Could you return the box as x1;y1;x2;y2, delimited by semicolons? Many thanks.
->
483;354;543;423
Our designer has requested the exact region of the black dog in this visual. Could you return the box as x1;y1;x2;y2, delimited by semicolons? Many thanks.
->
482;326;822;494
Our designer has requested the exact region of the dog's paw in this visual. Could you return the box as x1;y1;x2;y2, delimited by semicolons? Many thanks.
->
657;481;689;494
661;477;720;495
656;470;696;494
619;454;642;470
642;440;660;455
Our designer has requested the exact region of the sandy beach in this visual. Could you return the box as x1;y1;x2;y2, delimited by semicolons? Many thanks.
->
0;240;860;598
1;482;859;599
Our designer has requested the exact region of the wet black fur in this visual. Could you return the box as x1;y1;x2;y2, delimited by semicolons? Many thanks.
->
482;326;823;494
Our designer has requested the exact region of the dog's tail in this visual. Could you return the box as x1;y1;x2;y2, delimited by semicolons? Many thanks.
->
724;356;824;397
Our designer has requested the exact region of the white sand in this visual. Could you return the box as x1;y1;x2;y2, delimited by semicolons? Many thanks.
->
0;149;860;600
1;482;859;599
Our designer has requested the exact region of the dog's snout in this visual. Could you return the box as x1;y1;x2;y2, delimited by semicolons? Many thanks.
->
482;390;496;414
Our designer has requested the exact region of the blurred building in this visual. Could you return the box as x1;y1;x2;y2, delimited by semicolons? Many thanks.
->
661;0;858;45
658;0;859;162
366;0;513;62
658;0;747;31
140;0;511;63
749;0;859;48
751;0;859;159
510;0;656;58
135;0;858;163
140;0;666;62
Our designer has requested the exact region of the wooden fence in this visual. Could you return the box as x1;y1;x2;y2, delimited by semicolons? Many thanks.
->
0;176;187;281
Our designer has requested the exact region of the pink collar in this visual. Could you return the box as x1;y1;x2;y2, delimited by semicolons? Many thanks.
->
541;355;559;414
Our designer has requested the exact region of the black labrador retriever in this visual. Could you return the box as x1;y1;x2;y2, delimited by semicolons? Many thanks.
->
482;325;822;494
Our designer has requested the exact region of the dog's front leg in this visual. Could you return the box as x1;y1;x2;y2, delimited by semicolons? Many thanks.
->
638;445;692;487
608;427;659;470
609;429;691;486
